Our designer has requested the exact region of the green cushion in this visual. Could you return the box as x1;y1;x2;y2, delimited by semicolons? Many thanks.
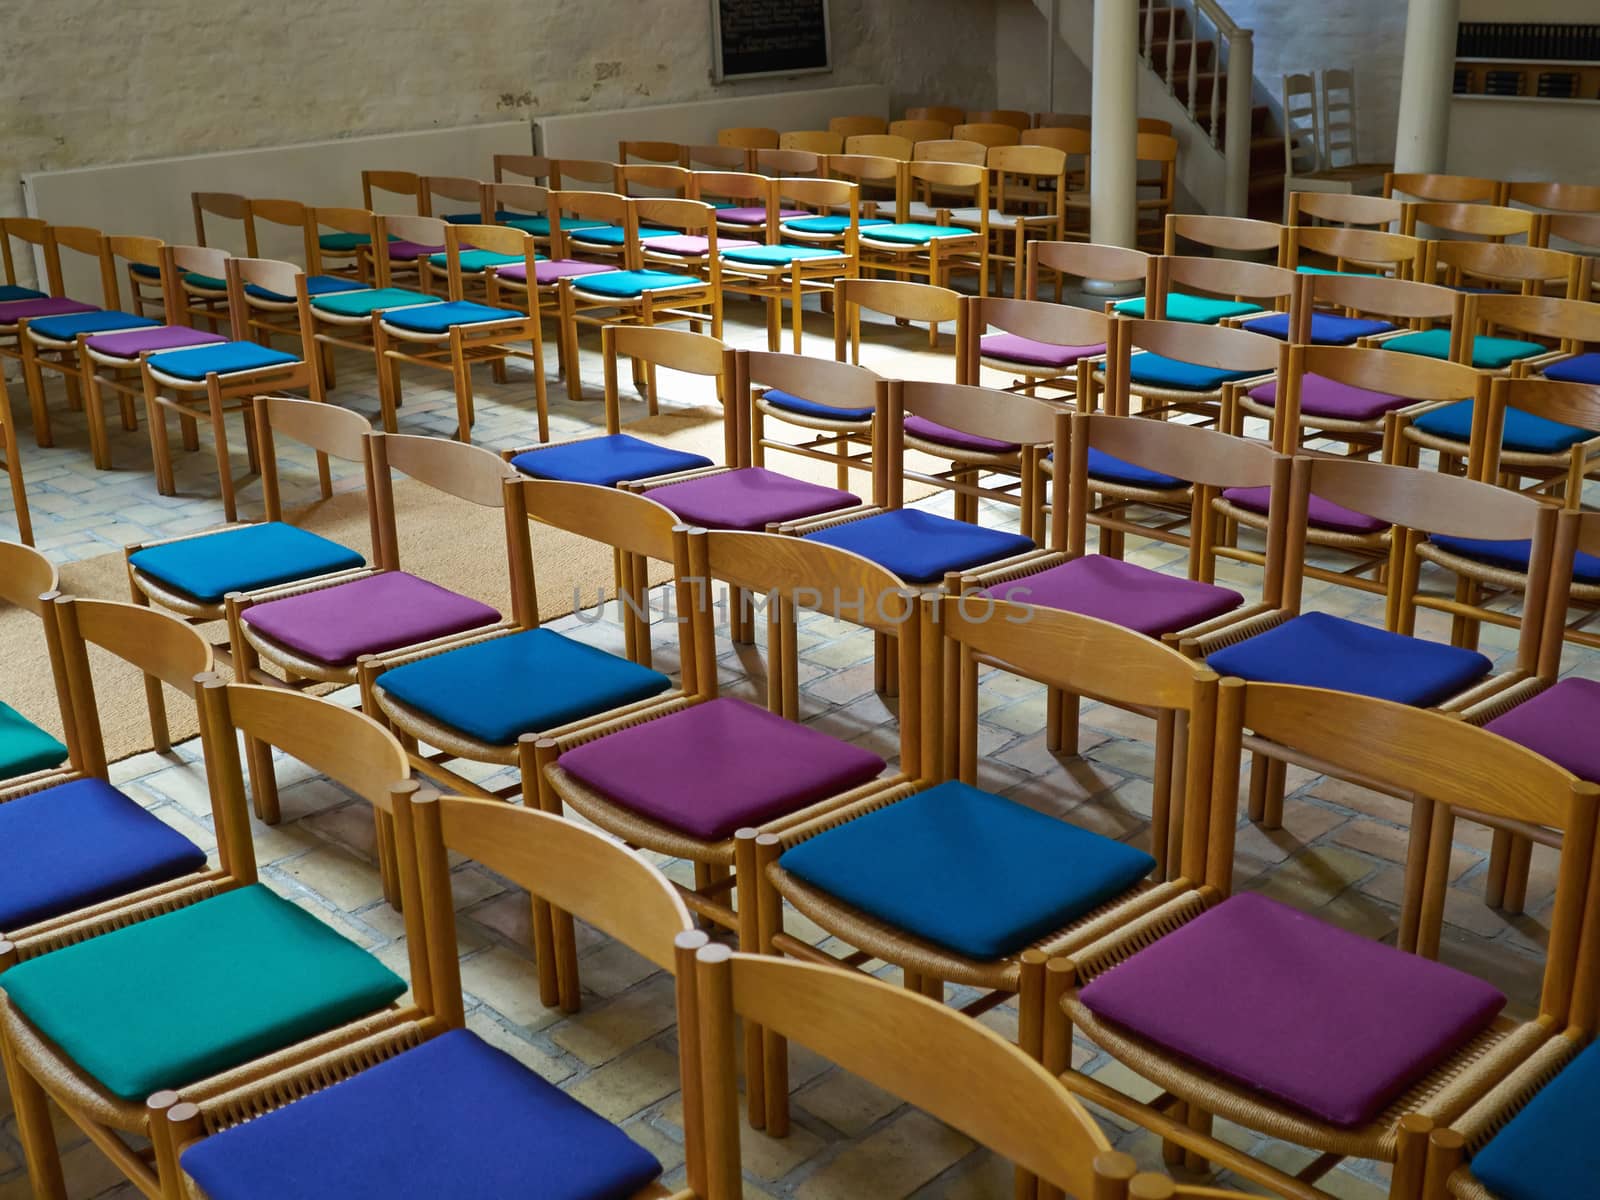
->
1113;292;1263;324
310;288;437;318
1;884;405;1099
1385;328;1544;370
0;700;69;779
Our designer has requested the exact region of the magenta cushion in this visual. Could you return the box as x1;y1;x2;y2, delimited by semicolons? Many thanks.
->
643;235;758;255
647;468;857;531
1247;374;1410;423
1485;678;1600;783
716;207;807;226
386;240;447;259
558;696;886;840
85;326;230;357
0;297;100;325
240;572;499;666
1222;486;1386;535
980;333;1105;370
1080;892;1506;1126
903;415;1018;454
497;259;616;286
982;555;1242;637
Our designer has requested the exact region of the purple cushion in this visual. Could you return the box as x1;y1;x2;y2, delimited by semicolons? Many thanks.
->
1485;678;1600;783
558;696;886;840
1222;486;1386;535
241;572;499;666
1247;374;1410;423
643;234;758;255
1080;892;1506;1126
980;333;1106;370
647;468;857;531
716;207;808;226
386;240;447;259
983;555;1242;637
84;326;230;358
0;297;100;325
498;259;619;286
903;415;1018;454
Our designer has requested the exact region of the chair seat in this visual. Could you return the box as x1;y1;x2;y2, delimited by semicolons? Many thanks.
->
1084;447;1187;490
780;780;1156;960
0;700;69;780
982;555;1242;637
803;509;1035;584
559;696;886;841
245;275;366;303
379;628;671;746
860;222;977;246
146;342;301;381
1205;611;1491;706
317;232;372;252
761;389;873;422
647;468;858;531
645;234;757;256
781;215;893;235
181;272;227;292
129;522;365;605
1485;678;1600;783
715;206;805;226
1543;352;1600;386
1431;534;1600;584
1114;292;1263;325
1079;892;1505;1126
1385;328;1543;370
980;332;1105;370
0;285;44;302
380;300;523;334
1128;352;1258;392
1247;374;1412;423
424;250;525;273
0;884;405;1100
85;325;228;358
510;434;712;488
903;415;1018;454
241;572;499;667
572;269;704;300
1222;486;1387;535
1470;1037;1600;1200
0;777;206;932
311;288;437;318
27;310;158;342
569;225;674;247
721;243;847;267
178;1029;663;1200
0;296;100;325
1242;311;1397;346
497;259;617;286
385;239;447;260
1412;399;1593;454
501;215;607;237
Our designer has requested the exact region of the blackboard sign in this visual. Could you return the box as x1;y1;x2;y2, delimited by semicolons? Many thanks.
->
712;0;832;82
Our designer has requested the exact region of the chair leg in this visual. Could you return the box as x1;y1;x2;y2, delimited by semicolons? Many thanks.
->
0;1030;68;1200
125;579;173;752
79;357;112;471
530;336;549;443
1152;710;1175;880
207;380;237;523
450;336;475;443
531;743;580;1012
143;378;177;496
1502;835;1533;915
1;390;35;546
19;335;54;448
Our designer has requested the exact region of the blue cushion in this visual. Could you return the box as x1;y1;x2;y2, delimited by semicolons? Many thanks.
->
0;777;206;931
179;1029;663;1200
568;225;674;247
761;388;873;422
27;310;158;341
572;270;702;300
780;780;1156;960
1114;293;1263;324
1471;1039;1600;1200
500;215;607;236
1544;353;1600;386
146;342;301;381
380;300;523;334
803;510;1035;584
1206;611;1491;707
0;285;45;302
1242;311;1397;346
244;275;365;304
781;216;893;235
1385;328;1544;370
1128;352;1259;392
722;244;847;266
129;522;365;604
860;222;976;245
1430;535;1600;586
0;700;69;780
378;628;672;745
510;434;711;487
1084;447;1187;490
1412;400;1593;454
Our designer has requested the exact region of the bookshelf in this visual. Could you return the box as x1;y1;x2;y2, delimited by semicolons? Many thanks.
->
1454;22;1600;99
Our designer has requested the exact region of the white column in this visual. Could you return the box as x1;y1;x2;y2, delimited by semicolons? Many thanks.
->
1087;0;1139;292
1394;0;1460;175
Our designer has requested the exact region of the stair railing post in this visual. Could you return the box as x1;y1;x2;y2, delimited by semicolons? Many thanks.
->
1209;20;1223;148
1223;26;1253;216
1165;2;1178;96
1047;0;1059;114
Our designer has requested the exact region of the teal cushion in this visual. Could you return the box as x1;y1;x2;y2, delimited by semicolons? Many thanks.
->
310;288;437;317
146;342;300;381
129;522;365;604
1412;400;1593;454
572;270;703;300
0;700;69;779
1;884;406;1099
1113;292;1263;324
568;225;674;247
318;232;373;253
1385;329;1543;370
183;272;227;292
380;301;523;334
0;285;45;302
245;276;364;304
780;781;1157;959
426;250;525;272
722;244;847;267
860;223;976;245
781;216;893;235
500;215;606;236
1128;352;1258;392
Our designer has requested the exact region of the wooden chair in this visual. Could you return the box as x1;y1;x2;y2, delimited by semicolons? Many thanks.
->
834;276;964;368
362;168;423;213
688;169;780;242
1244;250;1443;361
949;144;1066;298
906;105;965;125
1507;180;1600;216
1024;240;1156;311
372;220;548;443
1280;224;1425;281
751;146;824;178
694;942;1162;1199
860;160;989;294
491;152;554;186
1022;126;1092;236
1474;375;1600;512
842;132;912;159
617;139;683;166
1287;190;1405;231
716;125;779;151
1148;257;1301;348
164;785;702;1197
909;137;987;168
1135;133;1179;248
1320;68;1389;180
778;129;842;155
0;593;215;963
828;114;887;138
180;194;255;329
968;108;1032;132
614;162;694;201
1538;212;1600;300
552;157;619;198
1405;202;1536;246
679;142;750;172
1385;172;1505;204
0;375;30;543
1281;72;1388;211
1041;678;1597;1200
235;199;365;359
824;151;902;217
1425;241;1583;307
1034;111;1091;129
0;681;413;1200
952;121;1020;149
417;174;485;224
746;341;889;495
0;541;68;782
888;118;952;143
1115;307;1281;428
963;293;1110;407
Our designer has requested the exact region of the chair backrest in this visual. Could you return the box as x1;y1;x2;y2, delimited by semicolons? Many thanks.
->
833;278;965;373
1165;213;1283;257
191;193;256;255
253;395;374;524
1287;190;1404;230
888;119;952;143
1319;67;1364;169
45;226;117;308
361;170;423;214
912;139;987;167
751;148;822;178
554;158;616;191
0;540;58;619
1303;271;1462;330
902;160;989;221
246;199;317;266
0;218;50;293
1428;240;1581;297
417;175;482;220
1026;241;1155;304
963;295;1110;385
988;145;1067;218
829;115;888;138
1542;212;1600;258
550;189;633;242
1161;256;1300;314
778;130;843;155
222;256;316;351
691;170;772;214
906;105;966;125
614;163;693;201
843;133;912;159
825;153;902;190
952;122;1020;148
307;207;384;283
1484;378;1600;528
1112;317;1280;413
604;324;738;461
484;182;550;225
891;380;1061;505
1473;293;1600;354
166;243;232;291
1035;111;1091;129
1139;117;1175;136
680;143;750;172
1385;172;1503;204
618;140;683;166
1507;180;1600;216
743;350;889;490
492;154;553;186
693;946;1126;1200
1406;201;1534;243
441;222;540;304
1021;126;1092;157
968;108;1032;132
717;126;779;150
1137;132;1179;167
1284;226;1425;278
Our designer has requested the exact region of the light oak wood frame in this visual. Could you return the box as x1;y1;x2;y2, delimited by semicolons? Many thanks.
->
1280;225;1425;279
858;160;989;295
1021;127;1091;238
1536;213;1600;301
687;169;776;240
619;139;686;166
302;205;423;389
0;680;414;1200
1040;680;1600;1200
1135;134;1179;249
944;144;1067;298
1475;374;1600;512
905;105;966;126
890;119;954;144
0;540;68;782
613;162;695;201
1024;240;1157;317
417;173;484;223
778;129;843;155
479;182;592;384
1404;201;1534;244
1425;240;1582;300
679;143;750;173
1384;173;1505;205
716;126;779;152
1112;307;1280;434
1166;254;1302;342
962;293;1112;408
952;121;1021;149
823;151;902;217
1163;213;1284;258
1507;180;1600;216
492;154;555;188
371;221;548;444
178;194;253;332
752;147;825;178
356;170;426;282
1287;190;1405;231
829;114;887;138
230;199;329;361
0;364;30;543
